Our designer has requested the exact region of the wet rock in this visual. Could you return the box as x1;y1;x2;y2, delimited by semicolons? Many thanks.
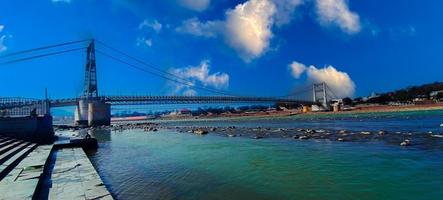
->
299;135;310;140
337;138;345;142
254;135;264;139
440;124;443;127
210;127;217;132
228;134;236;137
194;129;208;135
305;129;316;134
400;139;411;146
378;131;386;135
339;130;348;134
361;131;371;135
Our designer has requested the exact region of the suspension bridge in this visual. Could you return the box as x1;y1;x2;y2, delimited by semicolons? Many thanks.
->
0;39;337;126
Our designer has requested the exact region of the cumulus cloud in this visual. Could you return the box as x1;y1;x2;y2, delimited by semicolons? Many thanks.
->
179;0;210;12
177;0;285;61
315;0;361;34
176;0;362;61
169;60;229;95
139;19;162;33
175;17;221;38
290;60;355;97
224;0;276;61
289;61;307;78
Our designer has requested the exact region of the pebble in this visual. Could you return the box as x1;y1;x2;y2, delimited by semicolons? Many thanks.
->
400;139;411;146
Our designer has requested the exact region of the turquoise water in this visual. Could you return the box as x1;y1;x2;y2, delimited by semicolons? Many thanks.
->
87;111;443;200
89;111;443;199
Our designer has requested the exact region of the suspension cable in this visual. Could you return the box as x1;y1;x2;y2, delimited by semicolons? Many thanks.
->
96;50;234;96
0;39;89;59
0;47;86;65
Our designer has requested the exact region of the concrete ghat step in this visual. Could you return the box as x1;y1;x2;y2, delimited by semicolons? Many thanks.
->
0;140;25;155
0;136;12;142
0;138;16;147
0;145;53;200
0;142;31;165
49;148;113;200
0;143;38;180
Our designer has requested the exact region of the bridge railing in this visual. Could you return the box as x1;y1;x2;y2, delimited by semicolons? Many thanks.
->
0;97;48;117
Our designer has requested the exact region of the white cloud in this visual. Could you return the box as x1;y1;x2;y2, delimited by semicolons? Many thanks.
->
175;17;221;38
289;61;307;78
315;0;361;34
136;37;153;47
176;0;307;62
224;0;277;61
139;19;162;33
0;25;7;53
169;60;229;95
179;0;211;12
290;60;355;97
52;0;71;3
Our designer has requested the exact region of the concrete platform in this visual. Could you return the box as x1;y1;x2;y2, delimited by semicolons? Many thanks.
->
48;148;112;200
0;145;53;199
0;135;112;200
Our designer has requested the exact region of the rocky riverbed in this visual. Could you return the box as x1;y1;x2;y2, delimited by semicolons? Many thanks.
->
54;123;443;150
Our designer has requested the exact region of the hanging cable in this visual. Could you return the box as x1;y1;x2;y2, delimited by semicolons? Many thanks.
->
0;39;89;59
95;50;234;96
0;47;86;65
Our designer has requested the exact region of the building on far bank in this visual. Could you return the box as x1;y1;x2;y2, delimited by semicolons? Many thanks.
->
430;90;443;101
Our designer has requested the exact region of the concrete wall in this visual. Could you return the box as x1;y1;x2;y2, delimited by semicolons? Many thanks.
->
0;115;54;144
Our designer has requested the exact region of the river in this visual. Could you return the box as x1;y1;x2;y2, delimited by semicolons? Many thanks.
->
85;110;443;200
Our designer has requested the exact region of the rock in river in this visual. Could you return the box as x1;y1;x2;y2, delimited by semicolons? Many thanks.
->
194;129;208;135
400;139;411;146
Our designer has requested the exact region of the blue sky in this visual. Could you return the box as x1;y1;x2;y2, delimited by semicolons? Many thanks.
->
0;0;442;100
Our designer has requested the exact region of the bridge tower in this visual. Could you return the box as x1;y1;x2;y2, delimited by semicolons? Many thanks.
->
83;39;98;98
75;40;111;127
312;82;330;111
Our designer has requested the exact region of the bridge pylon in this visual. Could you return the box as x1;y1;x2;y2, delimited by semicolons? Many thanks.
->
312;82;330;111
74;40;111;127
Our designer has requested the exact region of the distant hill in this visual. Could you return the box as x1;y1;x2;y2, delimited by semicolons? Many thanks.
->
357;82;443;104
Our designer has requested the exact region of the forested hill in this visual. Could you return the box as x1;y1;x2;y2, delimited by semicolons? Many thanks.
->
360;82;443;103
